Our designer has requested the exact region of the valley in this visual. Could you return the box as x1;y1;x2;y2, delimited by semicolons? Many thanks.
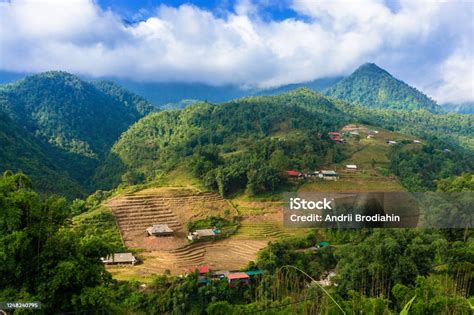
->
96;122;422;282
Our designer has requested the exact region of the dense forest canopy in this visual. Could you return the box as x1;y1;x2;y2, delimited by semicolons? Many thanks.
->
0;72;155;158
0;72;156;197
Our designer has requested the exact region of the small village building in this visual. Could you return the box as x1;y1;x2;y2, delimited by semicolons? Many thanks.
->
346;165;357;171
226;272;250;286
372;130;379;134
413;140;422;144
307;171;319;177
349;131;360;136
188;228;219;241
319;170;338;180
387;140;397;145
285;170;302;178
212;270;230;279
101;253;138;266
328;132;341;142
146;224;174;237
367;135;374;139
188;265;209;275
245;270;264;277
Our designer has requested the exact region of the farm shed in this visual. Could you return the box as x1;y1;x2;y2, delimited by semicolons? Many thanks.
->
328;132;342;142
346;165;357;171
146;224;174;236
245;270;264;277
226;272;250;286
101;253;138;265
188;229;218;240
285;170;301;178
320;170;338;180
189;265;209;275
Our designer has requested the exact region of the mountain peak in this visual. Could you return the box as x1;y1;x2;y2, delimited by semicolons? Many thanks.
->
324;63;442;113
354;62;390;76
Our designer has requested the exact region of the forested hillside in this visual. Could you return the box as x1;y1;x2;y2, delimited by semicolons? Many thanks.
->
96;88;473;194
325;63;443;113
0;72;156;197
0;72;155;158
96;89;351;193
0;111;87;198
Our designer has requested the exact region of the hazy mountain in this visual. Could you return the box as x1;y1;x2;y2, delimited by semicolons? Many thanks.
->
111;77;343;108
442;102;474;114
325;63;443;113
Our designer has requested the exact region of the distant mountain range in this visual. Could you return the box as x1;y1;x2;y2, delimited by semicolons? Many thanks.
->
0;64;472;197
2;65;470;114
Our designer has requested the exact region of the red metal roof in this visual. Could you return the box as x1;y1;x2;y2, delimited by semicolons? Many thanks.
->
188;265;209;274
226;272;250;280
286;170;299;177
198;265;209;274
328;132;340;135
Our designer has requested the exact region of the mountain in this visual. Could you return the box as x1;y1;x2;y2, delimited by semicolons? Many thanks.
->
95;89;353;190
325;63;443;113
111;77;343;108
254;77;343;96
0;72;156;158
0;111;88;198
96;87;473;191
0;72;157;197
442;102;474;114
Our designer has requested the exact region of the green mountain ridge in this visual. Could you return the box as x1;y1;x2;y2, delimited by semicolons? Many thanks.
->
325;63;443;113
97;88;472;193
0;72;156;197
0;71;156;158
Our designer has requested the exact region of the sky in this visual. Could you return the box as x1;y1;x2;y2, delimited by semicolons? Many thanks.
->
0;0;473;104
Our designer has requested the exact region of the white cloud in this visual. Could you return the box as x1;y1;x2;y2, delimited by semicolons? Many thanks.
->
429;48;474;104
0;0;472;102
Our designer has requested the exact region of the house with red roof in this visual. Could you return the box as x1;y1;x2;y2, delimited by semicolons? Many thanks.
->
188;265;209;275
328;132;343;143
226;272;250;286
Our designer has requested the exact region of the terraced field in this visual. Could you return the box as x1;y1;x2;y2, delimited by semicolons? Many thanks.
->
107;188;234;250
234;220;293;239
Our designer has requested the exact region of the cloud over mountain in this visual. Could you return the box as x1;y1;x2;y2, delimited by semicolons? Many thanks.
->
0;0;472;103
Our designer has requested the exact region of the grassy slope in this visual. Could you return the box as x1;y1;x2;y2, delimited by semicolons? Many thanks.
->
300;124;409;193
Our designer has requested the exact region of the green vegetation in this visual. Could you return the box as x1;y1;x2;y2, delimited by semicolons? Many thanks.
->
389;143;473;191
0;71;155;157
0;172;114;313
98;90;351;193
0;68;473;314
72;205;124;252
0;72;155;197
325;63;442;113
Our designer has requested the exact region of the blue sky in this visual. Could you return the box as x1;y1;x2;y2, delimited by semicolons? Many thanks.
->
0;0;473;103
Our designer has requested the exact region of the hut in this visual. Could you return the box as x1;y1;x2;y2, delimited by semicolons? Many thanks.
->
146;224;174;236
101;253;138;266
319;170;338;180
346;165;358;171
226;272;250;286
